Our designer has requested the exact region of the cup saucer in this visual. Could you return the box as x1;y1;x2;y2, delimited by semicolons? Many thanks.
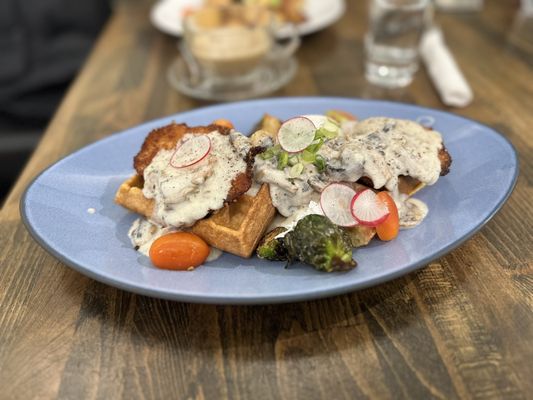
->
167;56;298;101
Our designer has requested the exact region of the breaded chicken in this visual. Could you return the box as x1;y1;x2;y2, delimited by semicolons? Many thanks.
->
133;123;231;175
357;145;452;190
438;145;452;176
133;122;251;203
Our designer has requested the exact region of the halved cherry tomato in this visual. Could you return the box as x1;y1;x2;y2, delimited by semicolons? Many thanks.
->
213;118;234;129
149;232;210;270
375;192;399;241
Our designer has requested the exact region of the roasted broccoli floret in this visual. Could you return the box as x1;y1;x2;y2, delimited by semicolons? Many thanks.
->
285;215;356;272
257;227;288;261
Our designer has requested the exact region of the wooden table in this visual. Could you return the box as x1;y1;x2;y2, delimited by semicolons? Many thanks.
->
1;1;531;398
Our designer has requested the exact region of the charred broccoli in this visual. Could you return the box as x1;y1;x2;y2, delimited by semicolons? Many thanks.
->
285;215;356;272
256;227;288;261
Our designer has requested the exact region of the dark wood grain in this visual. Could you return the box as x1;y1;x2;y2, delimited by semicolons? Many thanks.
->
1;0;532;398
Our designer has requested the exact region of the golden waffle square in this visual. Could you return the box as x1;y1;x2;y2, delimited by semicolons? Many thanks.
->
114;176;276;258
190;184;276;258
115;175;154;217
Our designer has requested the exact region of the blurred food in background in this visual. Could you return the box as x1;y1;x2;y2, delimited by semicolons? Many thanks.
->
150;0;345;38
204;0;306;23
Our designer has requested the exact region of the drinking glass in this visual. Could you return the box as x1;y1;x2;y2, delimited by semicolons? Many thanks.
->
365;0;432;88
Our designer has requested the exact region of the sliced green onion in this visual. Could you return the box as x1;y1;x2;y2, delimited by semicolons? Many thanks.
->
289;163;305;178
288;155;300;166
259;144;281;160
314;155;326;172
301;149;316;163
259;150;274;160
315;127;338;140
306;139;324;153
323;120;339;133
277;151;289;169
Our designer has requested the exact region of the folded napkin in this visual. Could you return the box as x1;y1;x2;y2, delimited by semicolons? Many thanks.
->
420;27;473;107
435;0;484;12
521;0;533;16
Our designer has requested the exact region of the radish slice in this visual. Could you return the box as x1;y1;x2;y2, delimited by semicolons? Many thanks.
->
350;189;390;227
278;116;317;153
320;183;358;227
170;135;211;168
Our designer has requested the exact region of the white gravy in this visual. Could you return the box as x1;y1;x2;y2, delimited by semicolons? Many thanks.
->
128;217;177;256
254;117;444;227
142;130;249;228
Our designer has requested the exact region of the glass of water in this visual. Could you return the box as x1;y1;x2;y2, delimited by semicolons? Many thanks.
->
365;0;431;88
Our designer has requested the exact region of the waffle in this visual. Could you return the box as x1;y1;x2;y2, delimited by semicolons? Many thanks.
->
398;175;426;196
190;184;276;257
115;175;154;217
115;176;276;258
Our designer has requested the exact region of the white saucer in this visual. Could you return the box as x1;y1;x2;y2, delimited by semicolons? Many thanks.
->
167;56;298;101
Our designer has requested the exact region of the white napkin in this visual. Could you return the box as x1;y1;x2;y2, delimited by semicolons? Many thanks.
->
435;0;484;12
420;27;473;108
521;0;533;16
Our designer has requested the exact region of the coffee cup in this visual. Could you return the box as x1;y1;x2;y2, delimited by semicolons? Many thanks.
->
181;4;300;88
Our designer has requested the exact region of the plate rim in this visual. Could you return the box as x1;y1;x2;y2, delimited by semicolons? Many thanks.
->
20;96;520;304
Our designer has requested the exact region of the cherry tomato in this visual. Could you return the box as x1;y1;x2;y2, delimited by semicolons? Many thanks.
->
149;232;210;270
213;118;234;129
376;192;399;241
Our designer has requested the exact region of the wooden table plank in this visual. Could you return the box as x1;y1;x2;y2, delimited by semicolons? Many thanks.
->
1;0;531;399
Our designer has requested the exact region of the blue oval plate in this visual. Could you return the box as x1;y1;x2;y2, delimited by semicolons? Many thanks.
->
21;97;518;304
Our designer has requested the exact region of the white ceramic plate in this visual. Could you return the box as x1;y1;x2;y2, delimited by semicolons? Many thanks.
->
150;0;346;38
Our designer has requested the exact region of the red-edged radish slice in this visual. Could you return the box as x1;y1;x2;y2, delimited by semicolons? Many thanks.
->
320;183;359;227
278;116;316;153
350;189;390;227
170;135;211;168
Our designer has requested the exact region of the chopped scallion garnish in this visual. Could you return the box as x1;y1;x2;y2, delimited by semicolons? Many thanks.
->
277;151;289;169
301;149;316;163
289;163;305;178
314;155;326;172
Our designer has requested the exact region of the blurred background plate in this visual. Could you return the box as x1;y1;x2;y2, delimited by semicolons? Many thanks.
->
20;97;518;305
150;0;346;38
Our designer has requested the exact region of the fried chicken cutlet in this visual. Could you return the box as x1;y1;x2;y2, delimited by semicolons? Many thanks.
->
358;145;452;192
133;122;252;203
116;122;276;258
